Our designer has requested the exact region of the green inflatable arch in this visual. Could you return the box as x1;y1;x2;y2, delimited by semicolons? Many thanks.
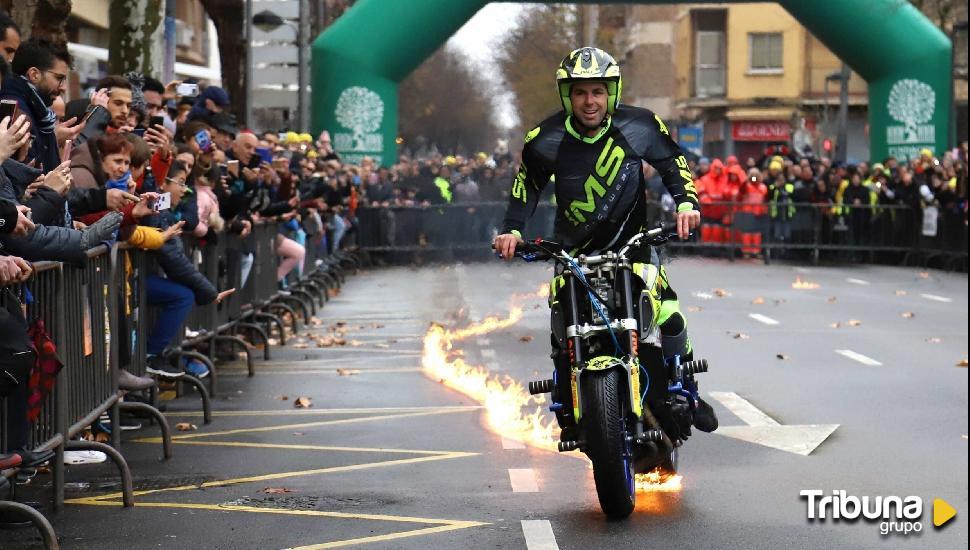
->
312;0;951;165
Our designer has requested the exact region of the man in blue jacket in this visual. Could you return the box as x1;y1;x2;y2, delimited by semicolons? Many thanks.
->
0;38;70;172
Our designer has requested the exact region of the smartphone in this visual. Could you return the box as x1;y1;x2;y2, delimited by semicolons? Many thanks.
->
80;105;97;125
62;139;73;161
176;83;199;97
227;159;239;177
219;163;228;177
150;115;165;129
153;192;172;212
254;147;274;165
195;129;213;152
133;128;146;138
0;99;18;123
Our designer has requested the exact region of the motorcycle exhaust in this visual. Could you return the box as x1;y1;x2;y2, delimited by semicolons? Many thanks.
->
528;378;554;395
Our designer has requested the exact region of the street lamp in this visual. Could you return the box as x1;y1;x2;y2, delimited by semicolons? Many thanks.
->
248;4;309;131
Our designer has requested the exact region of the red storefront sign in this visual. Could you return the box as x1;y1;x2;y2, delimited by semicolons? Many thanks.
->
732;121;791;142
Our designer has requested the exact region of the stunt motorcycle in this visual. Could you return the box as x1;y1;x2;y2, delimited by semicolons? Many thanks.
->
510;225;710;518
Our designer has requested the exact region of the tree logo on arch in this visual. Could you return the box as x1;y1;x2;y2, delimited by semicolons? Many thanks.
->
334;86;384;163
885;78;935;160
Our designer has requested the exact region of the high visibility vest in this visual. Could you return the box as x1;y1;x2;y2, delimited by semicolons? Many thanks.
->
769;183;796;219
434;177;453;203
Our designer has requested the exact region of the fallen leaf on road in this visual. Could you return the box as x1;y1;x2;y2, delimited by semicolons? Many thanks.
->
371;323;385;329
293;343;309;349
336;368;360;376
848;319;862;327
263;487;293;494
830;322;841;329
317;337;334;347
276;395;289;401
519;335;534;343
175;423;197;432
918;271;929;278
349;339;363;347
333;338;347;346
713;288;731;297
733;332;750;340
336;321;347;327
687;306;703;312
773;299;787;305
900;312;915;319
294;397;312;408
926;337;943;343
776;353;790;360
957;359;968;368
375;343;389;349
293;432;305;436
895;290;908;296
827;296;837;303
310;317;323;326
751;297;765;305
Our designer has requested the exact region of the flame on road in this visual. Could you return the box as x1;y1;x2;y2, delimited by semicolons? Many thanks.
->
792;277;820;290
421;288;682;494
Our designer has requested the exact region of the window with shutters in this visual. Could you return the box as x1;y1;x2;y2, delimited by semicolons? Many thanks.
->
748;33;784;74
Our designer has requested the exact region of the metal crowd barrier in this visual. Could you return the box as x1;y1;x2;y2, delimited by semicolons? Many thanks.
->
0;220;357;549
355;200;967;270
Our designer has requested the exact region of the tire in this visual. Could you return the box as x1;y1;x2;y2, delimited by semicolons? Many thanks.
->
582;368;636;518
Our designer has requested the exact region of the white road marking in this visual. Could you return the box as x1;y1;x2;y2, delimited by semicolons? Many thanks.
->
477;338;491;346
693;291;714;300
502;437;526;450
708;391;779;427
708;391;839;456
835;349;883;366
509;468;539;492
521;520;559;550
748;313;780;326
921;293;952;303
481;349;497;359
486;361;503;372
846;278;869;285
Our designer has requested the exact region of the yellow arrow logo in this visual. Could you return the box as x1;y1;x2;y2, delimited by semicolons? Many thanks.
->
933;498;956;527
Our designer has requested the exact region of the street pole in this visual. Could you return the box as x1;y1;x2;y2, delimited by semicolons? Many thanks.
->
835;63;850;163
583;5;598;46
298;0;309;131
244;0;254;129
163;0;175;83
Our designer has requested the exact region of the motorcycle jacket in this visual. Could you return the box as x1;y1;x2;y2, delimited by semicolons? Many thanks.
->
502;105;699;253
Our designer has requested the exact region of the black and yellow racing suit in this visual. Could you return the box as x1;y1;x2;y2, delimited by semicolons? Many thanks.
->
501;106;710;428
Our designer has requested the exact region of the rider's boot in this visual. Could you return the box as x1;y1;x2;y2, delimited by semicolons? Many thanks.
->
661;325;718;433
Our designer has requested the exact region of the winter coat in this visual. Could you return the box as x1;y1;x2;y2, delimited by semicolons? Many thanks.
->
144;209;218;305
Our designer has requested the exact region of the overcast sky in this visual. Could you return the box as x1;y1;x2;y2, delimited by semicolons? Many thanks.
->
447;3;531;130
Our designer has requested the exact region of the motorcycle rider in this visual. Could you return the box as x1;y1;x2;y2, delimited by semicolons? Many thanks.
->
494;47;718;433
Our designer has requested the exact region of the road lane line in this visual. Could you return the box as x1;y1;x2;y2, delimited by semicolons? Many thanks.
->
477;338;491;346
921;293;952;303
502;437;526;450
708;392;779;427
481;349;497;359
847;278;869;285
509;468;539;492
748;313;780;325
835;349;883;366
521;520;559;550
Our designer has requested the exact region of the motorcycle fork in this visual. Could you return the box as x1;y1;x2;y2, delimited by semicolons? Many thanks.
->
617;265;647;438
565;272;585;422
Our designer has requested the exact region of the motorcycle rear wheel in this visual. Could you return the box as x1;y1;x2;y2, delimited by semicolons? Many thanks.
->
582;368;636;518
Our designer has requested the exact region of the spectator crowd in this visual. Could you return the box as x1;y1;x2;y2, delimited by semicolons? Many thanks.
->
0;14;360;475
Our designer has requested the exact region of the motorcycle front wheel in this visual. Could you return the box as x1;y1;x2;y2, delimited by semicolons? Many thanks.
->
582;368;635;518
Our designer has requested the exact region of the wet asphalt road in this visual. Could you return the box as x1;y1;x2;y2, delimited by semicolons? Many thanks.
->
3;257;966;549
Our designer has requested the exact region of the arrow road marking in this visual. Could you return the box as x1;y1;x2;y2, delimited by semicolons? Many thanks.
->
921;293;952;303
509;469;539;492
748;313;780;326
708;391;839;456
481;349;497;360
836;349;883;366
846;278;869;285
